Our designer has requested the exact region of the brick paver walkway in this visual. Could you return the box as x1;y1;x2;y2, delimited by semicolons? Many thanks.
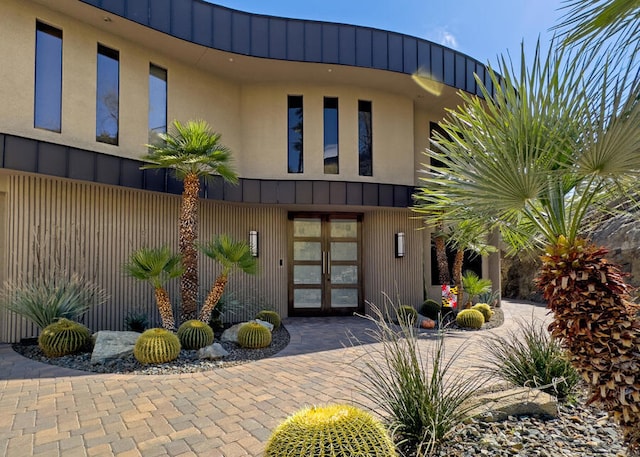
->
0;300;549;456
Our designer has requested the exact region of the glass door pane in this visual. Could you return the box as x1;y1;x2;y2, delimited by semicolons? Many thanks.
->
292;218;323;310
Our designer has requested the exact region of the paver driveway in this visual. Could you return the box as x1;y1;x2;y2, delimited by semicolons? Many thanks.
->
0;300;549;456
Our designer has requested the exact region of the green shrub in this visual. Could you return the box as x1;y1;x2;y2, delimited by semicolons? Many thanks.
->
396;305;418;325
264;404;397;457
237;322;272;348
482;319;581;401
0;273;108;330
419;299;442;320
255;310;281;329
456;309;485;329
133;328;181;364
177;320;214;350
38;318;91;358
471;303;494;322
124;309;149;333
355;303;486;455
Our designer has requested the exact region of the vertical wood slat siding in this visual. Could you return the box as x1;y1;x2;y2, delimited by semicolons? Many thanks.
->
362;210;423;315
0;174;288;343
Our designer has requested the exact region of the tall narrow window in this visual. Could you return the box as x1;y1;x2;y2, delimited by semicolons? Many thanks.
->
358;100;372;176
288;95;303;173
34;21;62;132
96;44;119;145
148;64;167;146
323;97;339;174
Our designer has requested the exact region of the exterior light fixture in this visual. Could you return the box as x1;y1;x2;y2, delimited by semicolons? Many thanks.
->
395;232;405;258
249;230;259;257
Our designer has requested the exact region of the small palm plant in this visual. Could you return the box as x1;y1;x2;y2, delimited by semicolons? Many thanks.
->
123;246;184;331
142;120;238;321
460;271;492;308
198;235;258;324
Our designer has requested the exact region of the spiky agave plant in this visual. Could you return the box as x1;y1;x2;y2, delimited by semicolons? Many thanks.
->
413;39;640;454
197;235;258;324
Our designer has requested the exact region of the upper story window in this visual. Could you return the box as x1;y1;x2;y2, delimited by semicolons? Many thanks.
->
96;44;119;145
148;64;167;147
288;95;303;173
323;97;339;174
358;100;372;176
34;21;62;132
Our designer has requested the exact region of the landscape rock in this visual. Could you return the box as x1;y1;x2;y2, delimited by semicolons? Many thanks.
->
255;318;274;332
90;331;141;364
221;323;244;343
198;343;229;360
468;387;558;422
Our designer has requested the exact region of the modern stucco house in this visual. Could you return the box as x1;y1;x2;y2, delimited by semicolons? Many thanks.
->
0;0;500;342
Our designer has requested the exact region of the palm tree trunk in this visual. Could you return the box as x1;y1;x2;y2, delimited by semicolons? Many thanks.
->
198;274;228;324
154;286;175;331
452;249;464;308
435;231;451;285
538;239;640;456
180;172;200;321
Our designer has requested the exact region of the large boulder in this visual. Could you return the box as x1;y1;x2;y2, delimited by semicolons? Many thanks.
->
91;331;141;364
198;343;229;360
467;387;558;422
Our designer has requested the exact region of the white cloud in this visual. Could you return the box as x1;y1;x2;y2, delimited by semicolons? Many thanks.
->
426;27;459;49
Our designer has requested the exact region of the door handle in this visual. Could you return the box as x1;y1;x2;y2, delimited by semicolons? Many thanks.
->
322;251;326;275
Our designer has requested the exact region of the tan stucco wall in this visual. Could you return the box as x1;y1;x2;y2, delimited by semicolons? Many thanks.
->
241;84;416;185
2;0;440;187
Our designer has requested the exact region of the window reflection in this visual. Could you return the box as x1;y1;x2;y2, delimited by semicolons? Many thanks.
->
358;100;372;176
323;97;339;174
35;22;62;132
288;95;303;173
96;44;119;145
148;64;167;147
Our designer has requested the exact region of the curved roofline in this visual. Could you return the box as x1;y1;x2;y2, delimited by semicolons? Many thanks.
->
80;0;494;96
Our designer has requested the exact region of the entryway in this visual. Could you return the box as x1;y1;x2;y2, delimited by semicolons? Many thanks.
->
288;213;364;316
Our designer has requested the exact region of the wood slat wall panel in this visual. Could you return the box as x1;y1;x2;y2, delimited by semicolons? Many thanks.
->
0;174;288;342
362;210;424;316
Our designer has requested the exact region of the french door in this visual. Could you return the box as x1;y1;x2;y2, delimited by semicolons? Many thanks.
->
289;213;363;316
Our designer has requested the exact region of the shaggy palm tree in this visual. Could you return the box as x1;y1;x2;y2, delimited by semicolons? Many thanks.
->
142;120;238;321
460;271;492;309
198;235;258;324
413;41;640;454
123;246;184;331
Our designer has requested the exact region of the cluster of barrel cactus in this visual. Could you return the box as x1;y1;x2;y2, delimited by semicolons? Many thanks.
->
471;303;493;322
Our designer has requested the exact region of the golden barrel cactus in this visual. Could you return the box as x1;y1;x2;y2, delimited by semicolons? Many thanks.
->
264;404;397;457
237;322;272;349
456;309;485;329
177;319;214;350
255;310;281;329
38;318;90;358
133;328;181;364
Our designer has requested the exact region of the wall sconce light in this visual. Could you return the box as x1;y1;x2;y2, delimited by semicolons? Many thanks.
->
249;230;259;257
395;232;405;258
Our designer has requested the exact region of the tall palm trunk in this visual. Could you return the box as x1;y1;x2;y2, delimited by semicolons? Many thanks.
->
154;286;175;331
452;249;464;308
434;230;450;285
538;237;640;456
180;172;200;321
198;274;228;324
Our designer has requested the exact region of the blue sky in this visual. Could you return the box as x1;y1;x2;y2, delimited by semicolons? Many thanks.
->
212;0;566;68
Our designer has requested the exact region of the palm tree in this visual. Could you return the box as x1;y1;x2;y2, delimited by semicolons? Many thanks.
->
198;235;258;324
413;41;640;455
142;120;238;321
123;246;184;330
554;0;640;53
460;271;492;309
